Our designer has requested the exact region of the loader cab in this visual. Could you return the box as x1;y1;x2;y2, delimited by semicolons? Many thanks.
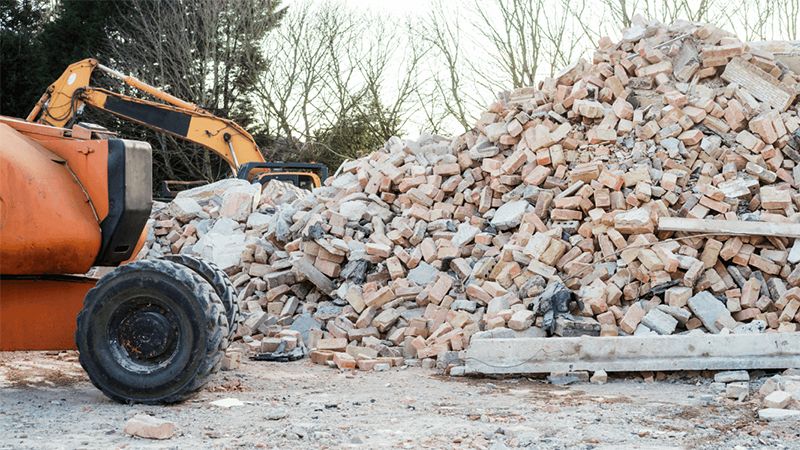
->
237;161;328;190
256;172;318;190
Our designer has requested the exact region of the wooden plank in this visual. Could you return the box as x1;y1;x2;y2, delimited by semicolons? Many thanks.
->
464;334;800;374
658;217;800;239
720;57;797;111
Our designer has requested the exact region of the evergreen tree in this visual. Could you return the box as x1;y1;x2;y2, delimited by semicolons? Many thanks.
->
0;0;49;116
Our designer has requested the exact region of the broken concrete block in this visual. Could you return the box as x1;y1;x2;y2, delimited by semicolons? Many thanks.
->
714;370;750;383
407;262;438;286
491;200;529;230
614;207;653;234
124;414;176;440
641;308;678;335
688;291;736;333
758;408;800;421
169;197;204;222
507;310;534;331
764;391;792;409
451;223;480;248
725;381;750;400
590;369;608;384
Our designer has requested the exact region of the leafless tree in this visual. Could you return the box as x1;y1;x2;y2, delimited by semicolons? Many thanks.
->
419;1;473;131
470;0;546;90
252;1;426;167
777;0;800;39
108;0;282;183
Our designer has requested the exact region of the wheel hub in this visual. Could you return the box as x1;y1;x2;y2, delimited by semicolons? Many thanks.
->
118;310;173;360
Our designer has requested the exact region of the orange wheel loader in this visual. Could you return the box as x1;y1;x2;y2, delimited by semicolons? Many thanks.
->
0;116;235;404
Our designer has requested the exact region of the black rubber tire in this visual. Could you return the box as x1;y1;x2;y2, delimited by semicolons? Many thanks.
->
161;254;239;340
75;259;228;404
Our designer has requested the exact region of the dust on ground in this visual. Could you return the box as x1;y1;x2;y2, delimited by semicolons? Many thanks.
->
0;351;798;449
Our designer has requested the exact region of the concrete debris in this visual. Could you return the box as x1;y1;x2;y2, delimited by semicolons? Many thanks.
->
548;371;590;385
725;381;750;400
758;408;800;421
209;398;245;408
755;368;800;420
590;370;608;384
123;414;176;440
145;19;800;374
714;370;750;383
764;390;792;409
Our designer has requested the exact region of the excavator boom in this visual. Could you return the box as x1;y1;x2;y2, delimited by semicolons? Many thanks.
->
28;59;264;175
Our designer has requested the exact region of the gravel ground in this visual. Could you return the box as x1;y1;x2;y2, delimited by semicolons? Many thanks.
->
0;351;798;449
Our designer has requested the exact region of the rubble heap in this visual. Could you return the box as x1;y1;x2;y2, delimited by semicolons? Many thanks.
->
146;18;800;372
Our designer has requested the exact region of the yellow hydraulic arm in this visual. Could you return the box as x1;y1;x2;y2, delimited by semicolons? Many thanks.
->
27;58;265;176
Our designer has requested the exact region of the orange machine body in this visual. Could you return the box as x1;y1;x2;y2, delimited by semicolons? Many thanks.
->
0;278;95;350
0;118;108;274
0;116;152;350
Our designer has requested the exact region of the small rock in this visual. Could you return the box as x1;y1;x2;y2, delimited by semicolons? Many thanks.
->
764;391;792;409
633;323;657;336
714;370;750;383
655;304;691;324
699;394;715;405
451;299;478;313
513;326;547;338
758;408;800;421
507;310;534;331
124;414;176;440
641;308;678;335
487;297;510;315
450;366;466;377
789;240;800;264
590;370;608;384
759;375;783;396
169;197;203;222
622;23;646;42
407;262;438;286
548;371;589;385
210;398;245;408
374;363;390;372
709;382;727;394
613;207;653;234
688;291;736;333
451;223;480;248
246;212;272;229
265;408;289;420
338;201;368;220
221;350;241;371
490;200;529;230
725;381;750;400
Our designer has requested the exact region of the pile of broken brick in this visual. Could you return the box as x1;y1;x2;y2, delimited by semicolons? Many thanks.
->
145;17;800;374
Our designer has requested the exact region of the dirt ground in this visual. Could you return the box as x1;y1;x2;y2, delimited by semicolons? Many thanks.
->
0;351;797;449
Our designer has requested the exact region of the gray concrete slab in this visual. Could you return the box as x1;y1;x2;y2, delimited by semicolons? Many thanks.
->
464;333;800;375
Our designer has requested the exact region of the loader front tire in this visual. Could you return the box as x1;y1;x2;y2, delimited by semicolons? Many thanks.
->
76;259;227;404
160;254;239;340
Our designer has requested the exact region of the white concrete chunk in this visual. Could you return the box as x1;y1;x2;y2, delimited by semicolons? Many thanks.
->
491;200;529;230
758;408;800;421
124;414;176;440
